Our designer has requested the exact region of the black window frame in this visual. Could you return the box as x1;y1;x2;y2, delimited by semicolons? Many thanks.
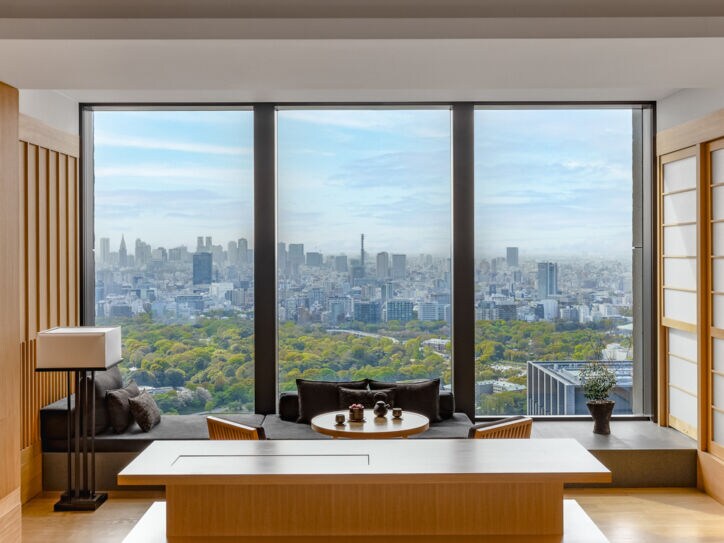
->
80;101;656;422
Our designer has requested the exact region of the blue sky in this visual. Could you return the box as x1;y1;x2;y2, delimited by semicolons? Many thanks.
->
94;107;632;260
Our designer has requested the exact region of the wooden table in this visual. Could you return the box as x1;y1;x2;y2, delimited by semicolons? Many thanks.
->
119;439;611;542
311;409;429;438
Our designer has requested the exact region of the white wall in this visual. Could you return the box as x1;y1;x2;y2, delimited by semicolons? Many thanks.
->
658;88;724;132
19;89;78;135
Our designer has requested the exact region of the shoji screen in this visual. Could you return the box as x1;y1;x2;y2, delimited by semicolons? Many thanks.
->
709;139;724;457
660;149;699;439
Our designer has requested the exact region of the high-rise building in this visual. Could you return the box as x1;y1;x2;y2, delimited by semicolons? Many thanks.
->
277;243;287;274
197;236;204;253
418;302;442;321
537;262;559;299
205;236;212;250
353;300;380;323
118;235;128;267
360;234;365;270
376;251;389;279
288;243;305;276
100;237;110;264
135;238;152;266
238;238;248;264
506;247;519;267
192;252;213;285
227;241;238;265
334;255;348;273
306;252;323;267
384;299;414;323
392;253;406;280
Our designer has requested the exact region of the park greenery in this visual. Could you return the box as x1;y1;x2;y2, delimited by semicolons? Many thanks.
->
98;311;629;415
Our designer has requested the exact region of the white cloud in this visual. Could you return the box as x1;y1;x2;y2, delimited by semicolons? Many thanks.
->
95;132;251;156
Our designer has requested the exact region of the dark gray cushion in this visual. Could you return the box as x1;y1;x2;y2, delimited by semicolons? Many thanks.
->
296;379;368;423
84;366;123;434
370;379;441;422
409;413;473;439
106;380;140;434
439;391;454;420
338;387;395;409
128;392;161;432
279;392;300;422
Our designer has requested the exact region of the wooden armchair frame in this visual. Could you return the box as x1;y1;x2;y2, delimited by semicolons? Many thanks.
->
470;416;533;439
206;416;265;440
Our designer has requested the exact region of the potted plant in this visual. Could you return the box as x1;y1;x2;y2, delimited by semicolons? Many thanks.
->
580;362;617;435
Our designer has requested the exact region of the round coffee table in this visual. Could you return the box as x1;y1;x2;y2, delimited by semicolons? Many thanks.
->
310;409;429;439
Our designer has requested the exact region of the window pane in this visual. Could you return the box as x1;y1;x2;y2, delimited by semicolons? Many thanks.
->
474;109;635;416
277;109;452;397
93;110;254;414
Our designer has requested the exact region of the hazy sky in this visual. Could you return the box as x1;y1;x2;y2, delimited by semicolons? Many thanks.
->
94;107;632;259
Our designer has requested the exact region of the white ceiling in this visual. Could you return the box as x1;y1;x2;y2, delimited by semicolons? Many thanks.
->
1;13;724;103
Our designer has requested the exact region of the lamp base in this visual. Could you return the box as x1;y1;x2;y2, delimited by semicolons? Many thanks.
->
54;492;108;511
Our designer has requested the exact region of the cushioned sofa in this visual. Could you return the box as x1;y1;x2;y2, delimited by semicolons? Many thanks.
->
262;390;472;439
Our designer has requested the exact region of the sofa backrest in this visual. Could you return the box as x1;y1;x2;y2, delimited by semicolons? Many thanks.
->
279;390;455;422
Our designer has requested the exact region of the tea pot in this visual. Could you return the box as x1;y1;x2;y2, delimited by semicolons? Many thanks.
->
373;400;390;418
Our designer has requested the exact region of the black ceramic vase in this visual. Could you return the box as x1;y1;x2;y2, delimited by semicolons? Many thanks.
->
586;400;615;435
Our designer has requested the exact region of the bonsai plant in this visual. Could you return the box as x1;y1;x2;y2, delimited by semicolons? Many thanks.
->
579;362;617;435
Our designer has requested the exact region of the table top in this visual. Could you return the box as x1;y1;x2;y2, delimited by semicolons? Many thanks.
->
117;438;611;486
311;409;429;439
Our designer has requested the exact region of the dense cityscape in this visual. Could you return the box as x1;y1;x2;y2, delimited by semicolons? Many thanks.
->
95;233;634;415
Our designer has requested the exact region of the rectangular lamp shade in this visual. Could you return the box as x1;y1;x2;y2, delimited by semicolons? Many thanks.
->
36;326;122;370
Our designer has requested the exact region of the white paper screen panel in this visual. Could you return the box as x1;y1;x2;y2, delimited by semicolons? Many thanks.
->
668;355;698;394
669;328;698;361
664;258;697;290
714;338;724;371
664;289;697;324
669;386;698;430
713;149;724;184
714;410;724;444
664;224;697;256
663;156;697;192
713;186;724;221
714;374;724;408
714;259;724;292
713;223;724;256
714;294;724;329
663;191;697;224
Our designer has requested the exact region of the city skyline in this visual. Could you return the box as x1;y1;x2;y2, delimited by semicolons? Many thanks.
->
94;108;633;258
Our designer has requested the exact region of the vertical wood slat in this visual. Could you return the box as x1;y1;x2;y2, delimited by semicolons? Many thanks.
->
18;141;79;450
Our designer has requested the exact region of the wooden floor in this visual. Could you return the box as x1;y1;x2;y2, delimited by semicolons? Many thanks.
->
21;489;724;543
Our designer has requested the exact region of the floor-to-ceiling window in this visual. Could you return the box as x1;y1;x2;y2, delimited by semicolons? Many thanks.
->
92;109;254;414
276;108;452;396
474;108;637;416
84;103;651;419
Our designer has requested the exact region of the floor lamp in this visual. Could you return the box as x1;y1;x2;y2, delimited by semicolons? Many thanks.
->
36;326;122;511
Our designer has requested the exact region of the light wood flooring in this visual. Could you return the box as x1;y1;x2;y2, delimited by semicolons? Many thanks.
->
20;488;724;543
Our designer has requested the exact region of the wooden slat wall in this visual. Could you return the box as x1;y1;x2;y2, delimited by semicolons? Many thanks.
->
0;82;21;541
18;114;80;503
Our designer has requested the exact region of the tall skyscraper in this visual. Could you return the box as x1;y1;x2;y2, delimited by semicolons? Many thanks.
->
118;235;128;267
288;243;305;276
238;238;248;264
506;247;519;267
334;255;348;273
193;252;213;285
306;252;323;267
358;234;366;277
277;242;287;274
392;253;406;280
227;240;238;265
537;262;559;299
384;299;414;323
376;251;389;279
196;236;204;253
205;236;212;250
100;237;110;264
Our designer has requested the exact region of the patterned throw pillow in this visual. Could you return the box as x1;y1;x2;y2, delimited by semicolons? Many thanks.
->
128;391;162;432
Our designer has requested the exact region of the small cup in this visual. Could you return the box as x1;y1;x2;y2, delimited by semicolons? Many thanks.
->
335;413;346;425
392;407;403;419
